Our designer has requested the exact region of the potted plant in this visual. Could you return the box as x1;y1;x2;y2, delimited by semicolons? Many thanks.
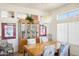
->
25;15;34;24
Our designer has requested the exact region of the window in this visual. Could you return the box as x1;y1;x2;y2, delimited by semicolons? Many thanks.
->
57;8;79;21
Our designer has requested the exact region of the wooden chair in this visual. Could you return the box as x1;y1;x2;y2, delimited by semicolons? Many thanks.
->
19;39;27;53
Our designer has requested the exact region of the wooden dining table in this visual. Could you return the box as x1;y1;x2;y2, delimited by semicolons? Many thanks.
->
23;40;61;56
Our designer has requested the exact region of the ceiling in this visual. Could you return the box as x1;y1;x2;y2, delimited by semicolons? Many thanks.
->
10;3;67;12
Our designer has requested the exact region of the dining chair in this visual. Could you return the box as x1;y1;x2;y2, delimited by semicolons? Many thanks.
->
43;46;55;56
27;38;36;45
60;44;70;56
40;36;48;43
0;40;14;56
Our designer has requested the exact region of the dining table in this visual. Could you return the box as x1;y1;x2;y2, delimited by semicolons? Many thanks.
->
23;40;61;56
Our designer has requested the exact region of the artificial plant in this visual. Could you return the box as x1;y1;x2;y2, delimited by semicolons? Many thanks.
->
25;15;34;24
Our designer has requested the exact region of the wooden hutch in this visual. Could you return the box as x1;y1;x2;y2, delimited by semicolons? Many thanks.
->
18;16;40;53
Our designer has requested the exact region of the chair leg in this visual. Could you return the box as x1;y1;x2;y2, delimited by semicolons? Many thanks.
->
23;49;25;56
68;47;70;56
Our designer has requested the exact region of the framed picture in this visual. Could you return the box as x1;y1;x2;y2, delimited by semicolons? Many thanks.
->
39;25;47;36
2;23;16;39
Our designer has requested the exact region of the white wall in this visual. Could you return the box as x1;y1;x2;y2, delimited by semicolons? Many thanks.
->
0;18;19;52
48;15;57;39
69;22;79;45
40;16;52;34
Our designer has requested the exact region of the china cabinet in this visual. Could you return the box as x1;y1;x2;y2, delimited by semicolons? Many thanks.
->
18;19;39;53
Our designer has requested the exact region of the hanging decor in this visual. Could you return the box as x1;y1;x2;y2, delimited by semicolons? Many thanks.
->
39;25;47;36
2;23;16;39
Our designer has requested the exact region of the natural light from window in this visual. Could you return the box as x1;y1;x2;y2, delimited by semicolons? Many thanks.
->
57;8;79;21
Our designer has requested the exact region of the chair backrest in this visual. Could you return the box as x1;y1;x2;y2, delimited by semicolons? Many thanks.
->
0;40;8;47
60;44;69;56
40;36;48;43
27;38;36;45
57;42;61;49
43;46;55;56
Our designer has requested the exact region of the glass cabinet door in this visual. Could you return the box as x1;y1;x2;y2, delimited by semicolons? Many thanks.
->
21;24;26;39
26;24;38;39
